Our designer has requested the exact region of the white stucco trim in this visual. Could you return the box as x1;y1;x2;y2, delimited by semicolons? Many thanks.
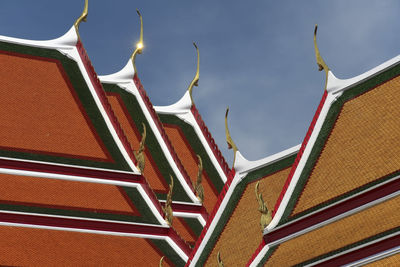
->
155;91;228;183
100;62;199;203
189;146;298;266
0;27;140;174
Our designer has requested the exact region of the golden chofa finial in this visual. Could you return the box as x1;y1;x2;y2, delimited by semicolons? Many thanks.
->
188;42;200;105
130;9;144;74
159;256;165;267
134;123;146;173
162;175;174;225
74;0;89;39
225;107;238;169
217;251;224;267
255;181;272;232
192;155;204;203
314;24;330;90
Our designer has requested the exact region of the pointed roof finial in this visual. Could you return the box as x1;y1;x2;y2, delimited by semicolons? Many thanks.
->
74;0;89;40
188;42;200;105
225;107;238;169
130;9;144;74
314;24;330;90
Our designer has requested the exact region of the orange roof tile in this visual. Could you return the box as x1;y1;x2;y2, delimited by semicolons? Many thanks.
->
0;52;110;161
205;168;291;266
292;75;400;215
0;226;172;266
0;172;137;215
164;125;218;212
268;195;399;266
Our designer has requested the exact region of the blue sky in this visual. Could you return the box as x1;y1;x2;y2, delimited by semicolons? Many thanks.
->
1;0;399;163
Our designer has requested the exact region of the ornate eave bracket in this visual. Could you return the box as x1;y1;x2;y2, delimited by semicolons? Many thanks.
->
134;123;146;173
162;175;174;225
192;155;204;203
255;181;272;232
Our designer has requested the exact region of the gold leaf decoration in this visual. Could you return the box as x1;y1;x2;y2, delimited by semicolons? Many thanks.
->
192;155;204;203
134;123;146;173
162;175;174;225
255;181;272;232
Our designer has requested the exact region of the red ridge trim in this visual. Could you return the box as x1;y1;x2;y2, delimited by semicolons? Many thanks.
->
0;157;165;218
246;240;266;267
0;158;142;183
133;74;194;191
185;169;236;266
191;104;231;177
0;200;139;216
0;211;168;235
273;91;328;217
264;177;399;244
314;234;400;266
0;211;192;257
74;42;167;220
75;41;137;167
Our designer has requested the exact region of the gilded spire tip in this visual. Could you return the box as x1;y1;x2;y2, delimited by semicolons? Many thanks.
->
313;24;330;90
188;42;200;105
225;107;238;169
74;0;89;39
131;9;144;74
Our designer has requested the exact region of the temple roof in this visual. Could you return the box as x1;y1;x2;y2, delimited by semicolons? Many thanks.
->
187;145;299;266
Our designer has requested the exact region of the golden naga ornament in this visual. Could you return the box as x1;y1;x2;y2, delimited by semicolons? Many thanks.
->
217;251;224;267
74;0;89;39
255;181;272;232
225;107;238;169
159;256;165;267
314;24;330;90
192;155;204;203
134;123;146;173
187;42;200;105
162;175;174;225
130;9;144;74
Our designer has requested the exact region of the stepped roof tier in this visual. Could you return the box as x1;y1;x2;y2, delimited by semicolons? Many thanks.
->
0;2;399;266
155;43;230;214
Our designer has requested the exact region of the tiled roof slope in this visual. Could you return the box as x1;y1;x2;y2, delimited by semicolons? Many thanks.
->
156;92;230;214
0;24;194;265
0;40;136;173
263;195;399;266
99;61;209;246
187;145;299;266
99;72;197;203
269;56;400;230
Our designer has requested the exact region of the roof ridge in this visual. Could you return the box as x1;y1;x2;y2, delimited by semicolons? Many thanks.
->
191;104;231;177
76;40;138;168
272;91;328;218
185;168;236;266
133;74;196;192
